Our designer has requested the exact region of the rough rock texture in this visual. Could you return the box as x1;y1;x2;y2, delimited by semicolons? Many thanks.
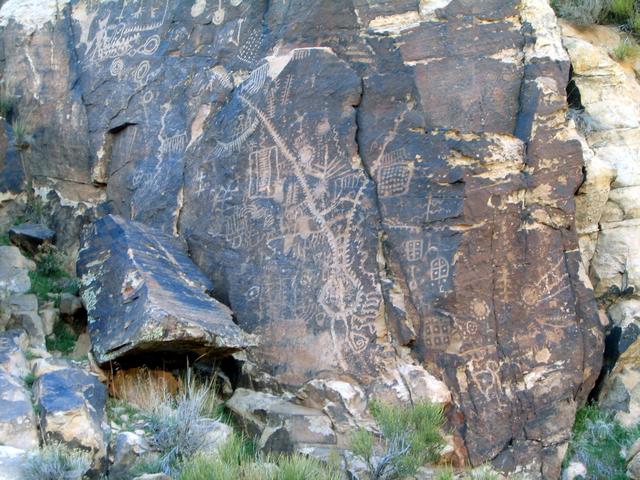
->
0;446;27;480
77;214;251;365
0;370;38;450
0;246;34;298
8;223;55;254
0;0;605;476
560;22;640;427
34;366;109;473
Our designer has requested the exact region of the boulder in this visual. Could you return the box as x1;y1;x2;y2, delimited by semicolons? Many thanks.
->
0;246;34;297
38;306;59;336
8;223;56;255
77;214;251;365
227;388;337;453
0;371;38;450
59;293;83;316
34;366;109;473
1;294;45;347
599;338;640;428
109;431;152;480
0;330;29;378
0;446;27;480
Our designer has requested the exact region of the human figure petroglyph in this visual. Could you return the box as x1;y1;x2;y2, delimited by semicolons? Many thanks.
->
521;258;570;308
233;77;380;368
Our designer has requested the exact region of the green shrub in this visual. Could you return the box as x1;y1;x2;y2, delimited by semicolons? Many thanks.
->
612;38;640;59
609;0;635;20
275;454;342;480
11;119;30;148
144;372;223;474
351;400;445;479
565;404;640;480
552;0;611;24
45;321;78;355
24;442;91;480
23;372;36;388
0;90;15;119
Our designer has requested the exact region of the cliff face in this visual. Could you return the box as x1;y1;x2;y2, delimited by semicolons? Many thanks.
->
0;1;605;477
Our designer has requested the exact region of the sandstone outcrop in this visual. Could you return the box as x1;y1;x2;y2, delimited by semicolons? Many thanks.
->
77;214;252;365
560;22;640;431
0;0;609;477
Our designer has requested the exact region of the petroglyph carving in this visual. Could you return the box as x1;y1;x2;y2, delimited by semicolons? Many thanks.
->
520;259;569;308
404;239;423;262
377;148;412;197
430;255;449;282
249;146;280;199
159;132;187;156
423;317;452;349
238;28;262;65
213;113;259;156
212;0;225;25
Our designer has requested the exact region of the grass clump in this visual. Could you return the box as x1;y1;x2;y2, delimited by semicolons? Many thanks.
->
45;320;78;355
564;403;640;479
178;436;342;480
24;441;91;480
144;371;223;475
11;119;30;148
551;0;612;24
28;244;78;303
23;372;36;388
612;37;640;59
0;90;15;119
350;399;445;479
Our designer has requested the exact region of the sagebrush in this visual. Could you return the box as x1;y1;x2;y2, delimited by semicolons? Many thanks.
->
24;442;91;480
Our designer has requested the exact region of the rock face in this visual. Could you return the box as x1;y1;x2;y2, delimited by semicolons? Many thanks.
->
77;214;251;365
0;0;606;476
8;223;55;255
559;22;640;431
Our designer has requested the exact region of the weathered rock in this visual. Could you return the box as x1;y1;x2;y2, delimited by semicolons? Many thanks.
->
70;331;90;360
77;214;251;365
38;306;58;336
0;446;27;480
8;223;56;255
34;366;109;473
200;419;234;454
227;388;337;453
0;0;605;475
0;370;38;450
59;292;83;316
599;337;640;428
0;246;34;297
0;330;29;378
562;460;587;480
109;431;152;480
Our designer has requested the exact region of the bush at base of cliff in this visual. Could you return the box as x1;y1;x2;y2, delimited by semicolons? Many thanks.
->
551;0;611;24
565;404;640;479
24;442;91;480
350;400;445;480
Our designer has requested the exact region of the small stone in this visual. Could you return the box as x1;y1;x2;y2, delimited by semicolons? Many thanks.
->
200;419;233;454
110;431;151;479
8;312;45;347
8;223;56;255
38;308;59;336
133;474;171;480
70;332;90;360
59;293;83;316
563;460;587;480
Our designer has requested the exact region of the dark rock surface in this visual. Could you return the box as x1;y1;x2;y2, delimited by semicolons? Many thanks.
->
8;223;55;254
0;0;604;476
34;366;109;473
77;214;251;365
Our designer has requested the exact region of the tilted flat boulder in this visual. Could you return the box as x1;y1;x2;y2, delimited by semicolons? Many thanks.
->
8;223;56;255
0;371;38;450
77;215;251;365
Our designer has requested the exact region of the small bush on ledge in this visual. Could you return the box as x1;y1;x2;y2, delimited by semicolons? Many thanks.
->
350;399;445;479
